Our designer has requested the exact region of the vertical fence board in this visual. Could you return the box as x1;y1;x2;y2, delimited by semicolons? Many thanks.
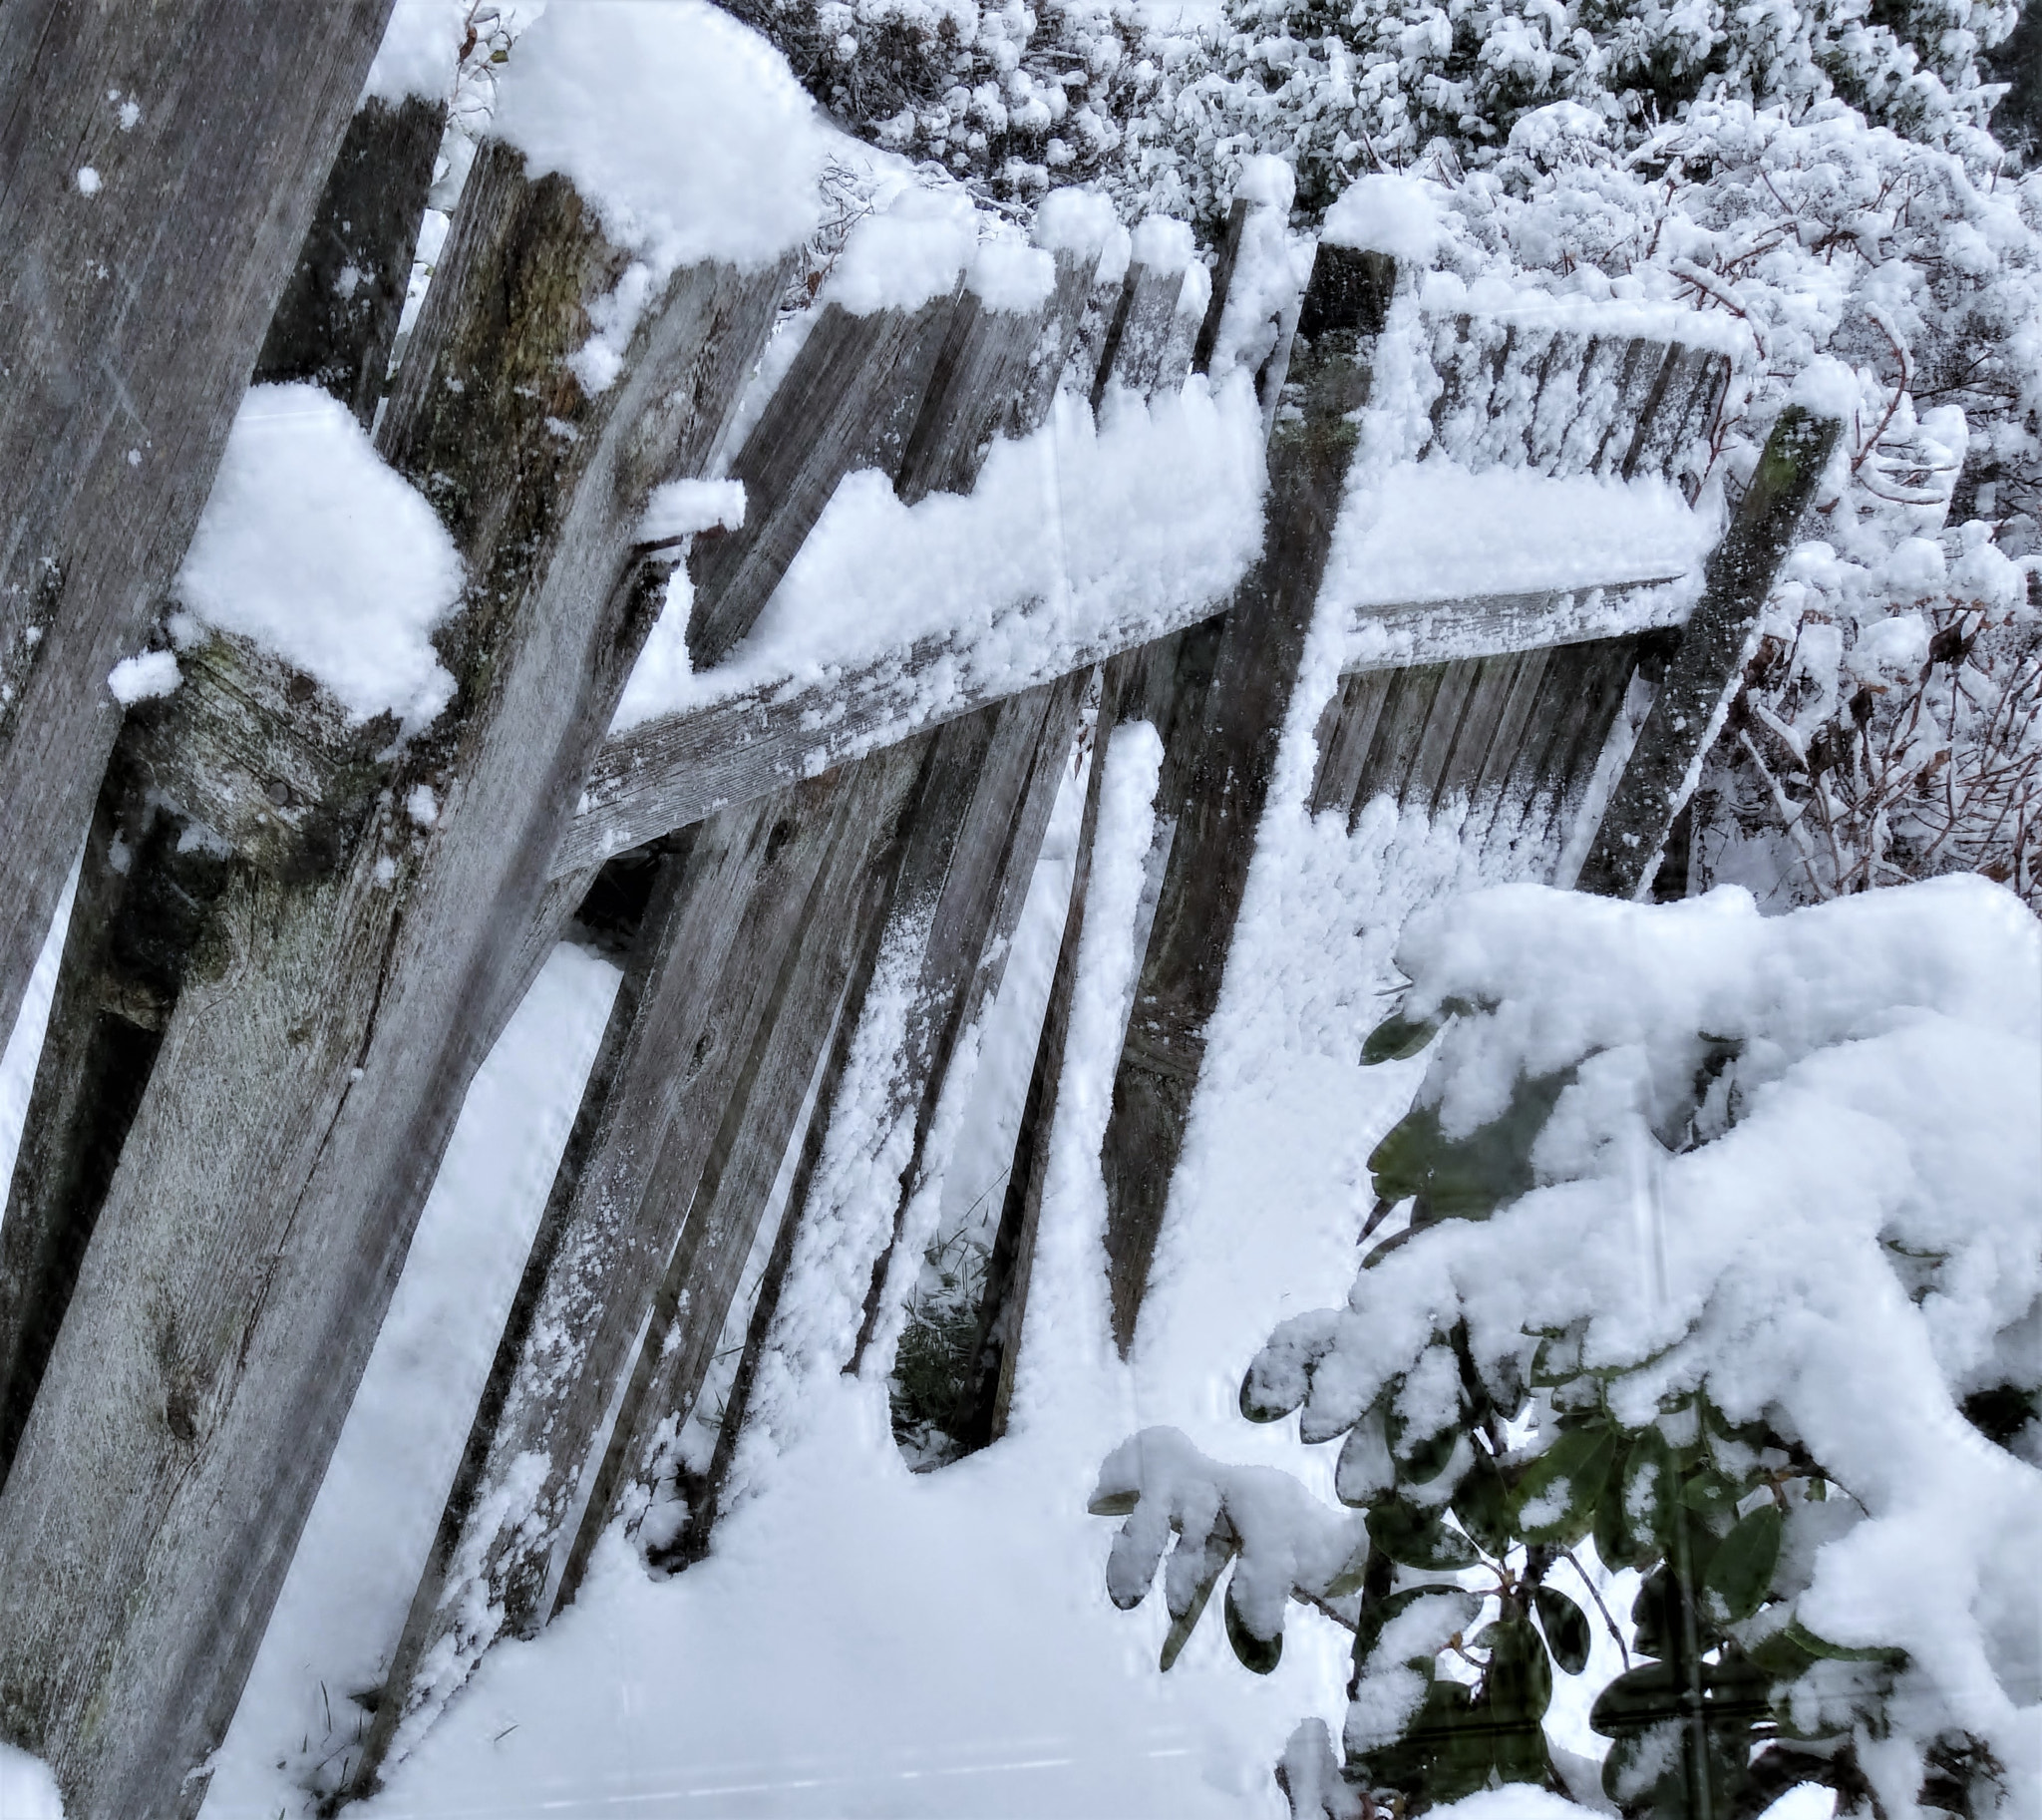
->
0;0;395;1073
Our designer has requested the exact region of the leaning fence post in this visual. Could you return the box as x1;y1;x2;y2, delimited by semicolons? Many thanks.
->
0;66;792;1809
1576;407;1841;900
0;0;395;1073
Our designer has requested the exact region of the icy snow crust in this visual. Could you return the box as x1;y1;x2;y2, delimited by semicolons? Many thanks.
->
173;384;465;730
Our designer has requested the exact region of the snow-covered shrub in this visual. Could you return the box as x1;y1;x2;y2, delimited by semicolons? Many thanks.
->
1095;878;2041;1818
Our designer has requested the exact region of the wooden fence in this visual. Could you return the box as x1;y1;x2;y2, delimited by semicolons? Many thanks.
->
0;75;1837;1820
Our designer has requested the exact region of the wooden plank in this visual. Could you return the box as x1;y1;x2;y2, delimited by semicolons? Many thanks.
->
1191;199;1251;375
1351;662;1448;815
251;94;445;425
0;88;456;1502
1307;669;1394;815
560;574;1689;877
1090;256;1188;410
1401;658;1485;812
0;776;228;1483
687;288;962;666
1013;246;1101;431
1578;407;1841;897
955;662;1124;1451
0;137;783;1819
1621;340;1717;484
1100;240;1398;1353
0;0;395;1078
1428;650;1531;817
842;672;1087;1373
350;744;930;1789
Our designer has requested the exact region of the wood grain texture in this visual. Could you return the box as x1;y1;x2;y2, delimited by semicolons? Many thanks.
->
252;94;446;426
1578;407;1841;898
0;0;394;1087
0;136;781;1818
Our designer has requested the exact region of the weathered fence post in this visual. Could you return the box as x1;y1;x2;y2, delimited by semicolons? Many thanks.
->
1577;407;1840;898
0;73;454;1495
0;111;788;1813
0;0;395;1053
1097;237;1398;1352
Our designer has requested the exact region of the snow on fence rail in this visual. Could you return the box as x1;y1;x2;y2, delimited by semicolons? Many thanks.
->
0;32;1838;1818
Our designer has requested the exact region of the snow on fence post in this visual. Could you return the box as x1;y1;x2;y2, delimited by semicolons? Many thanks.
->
1098;236;1400;1353
1576;404;1843;899
0;97;790;1813
1089;218;1193;412
0;72;458;1501
251;93;447;427
0;0;393;1087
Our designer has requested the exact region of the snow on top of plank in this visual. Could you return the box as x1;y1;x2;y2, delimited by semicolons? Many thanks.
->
1324;461;1715;625
172;384;465;730
492;0;827;278
611;375;1269;734
1418;268;1753;357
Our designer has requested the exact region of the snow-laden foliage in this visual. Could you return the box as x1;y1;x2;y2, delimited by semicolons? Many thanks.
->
1096;878;2041;1819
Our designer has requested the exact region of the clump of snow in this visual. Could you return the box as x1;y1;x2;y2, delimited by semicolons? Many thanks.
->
75;166;100;196
1787;354;1865;425
360;0;467;106
826;186;976;316
1506;101;1607;161
1233;155;1296;214
611;374;1267;732
0;1742;63;1820
1033;186;1120;258
106;650;179;705
491;0;828;280
174;384;464;729
1321;175;1444;263
1323;462;1713;618
637;477;746;544
1131;214;1194;276
968;238;1056;314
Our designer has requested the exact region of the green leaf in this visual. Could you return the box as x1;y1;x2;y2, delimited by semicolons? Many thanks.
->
1353;1584;1477;1669
1239;1366;1295;1424
1595;1436;1654;1572
1335;1408;1395;1507
1321;1533;1376;1601
1780;1618;1906;1667
1365;1068;1573;1226
1088;1488;1139;1517
1703;1504;1783;1624
1600;1720;1687;1814
1223;1577;1282;1674
1533;1584;1592;1674
1367;1497;1481;1570
1513;1422;1616;1546
1630;1564;1680;1661
1589;1660;1681;1737
1451;1448;1513;1558
1159;1555;1223;1672
1682;1468;1742;1529
1361;1010;1443;1065
1622;1427;1678;1554
1482;1613;1554;1725
1362;1680;1492;1803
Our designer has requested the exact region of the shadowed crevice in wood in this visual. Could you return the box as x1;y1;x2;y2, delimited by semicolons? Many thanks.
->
253;94;447;427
